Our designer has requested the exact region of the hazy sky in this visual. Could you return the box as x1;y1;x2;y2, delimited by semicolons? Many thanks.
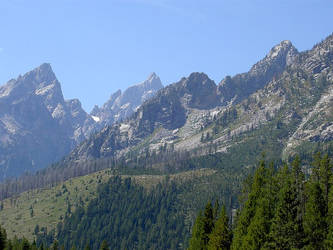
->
0;0;332;112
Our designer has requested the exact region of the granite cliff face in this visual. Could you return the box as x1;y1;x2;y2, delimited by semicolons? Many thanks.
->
0;65;163;179
217;40;299;105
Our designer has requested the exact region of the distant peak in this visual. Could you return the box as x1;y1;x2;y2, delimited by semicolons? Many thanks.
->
23;62;56;83
38;63;52;70
267;40;295;59
188;72;211;82
183;72;216;90
148;72;158;80
33;63;54;76
280;40;292;46
138;73;163;89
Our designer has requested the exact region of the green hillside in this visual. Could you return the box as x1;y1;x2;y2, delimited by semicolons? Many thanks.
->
0;168;216;241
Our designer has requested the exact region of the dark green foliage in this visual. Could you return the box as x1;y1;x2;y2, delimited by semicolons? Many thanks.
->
0;225;7;250
0;228;51;250
188;201;229;250
231;159;271;250
189;153;333;250
188;211;205;250
303;183;326;249
267;165;304;249
43;176;187;249
203;202;214;245
207;206;232;250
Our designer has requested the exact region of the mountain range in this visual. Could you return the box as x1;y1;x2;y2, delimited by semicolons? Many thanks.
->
67;34;333;166
0;33;332;249
0;33;332;180
0;65;163;179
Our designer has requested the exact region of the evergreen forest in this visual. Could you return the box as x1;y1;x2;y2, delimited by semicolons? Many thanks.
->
188;153;333;250
0;152;332;249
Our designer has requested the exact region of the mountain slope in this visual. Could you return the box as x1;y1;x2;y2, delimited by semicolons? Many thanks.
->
90;72;163;126
0;63;95;179
0;168;216;241
0;65;163;179
66;34;333;167
68;72;220;160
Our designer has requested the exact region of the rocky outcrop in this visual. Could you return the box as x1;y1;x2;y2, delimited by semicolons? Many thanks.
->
69;72;220;160
0;63;96;179
0;66;164;179
217;40;299;104
90;73;163;127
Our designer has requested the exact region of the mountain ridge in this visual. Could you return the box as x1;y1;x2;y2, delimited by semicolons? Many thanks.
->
0;65;163;179
65;34;333;166
1;34;332;179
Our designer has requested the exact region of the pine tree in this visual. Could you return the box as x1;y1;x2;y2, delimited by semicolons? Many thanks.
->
267;164;304;249
188;211;205;250
319;154;332;209
203;202;214;245
231;159;268;249
324;183;333;248
212;200;220;222
207;206;232;250
305;153;332;248
242;197;271;249
312;152;322;182
304;182;327;248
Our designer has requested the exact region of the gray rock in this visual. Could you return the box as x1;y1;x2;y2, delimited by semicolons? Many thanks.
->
0;65;164;179
90;73;163;126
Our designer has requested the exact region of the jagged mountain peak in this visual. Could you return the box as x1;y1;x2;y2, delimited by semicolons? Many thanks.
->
0;63;63;105
21;63;57;88
185;72;215;86
217;39;299;105
251;40;298;73
147;72;158;81
135;72;163;91
89;73;163;126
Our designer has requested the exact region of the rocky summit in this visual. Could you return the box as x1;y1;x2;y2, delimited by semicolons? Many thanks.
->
0;63;94;179
0;65;163;179
67;34;333;165
90;72;163;127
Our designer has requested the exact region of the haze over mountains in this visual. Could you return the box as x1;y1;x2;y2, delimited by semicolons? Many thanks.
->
0;33;332;181
0;66;163;179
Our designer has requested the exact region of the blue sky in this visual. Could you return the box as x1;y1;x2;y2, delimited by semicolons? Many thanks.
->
0;0;332;112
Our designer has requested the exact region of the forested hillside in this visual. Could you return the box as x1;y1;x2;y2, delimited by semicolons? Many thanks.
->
188;153;333;250
1;153;332;249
